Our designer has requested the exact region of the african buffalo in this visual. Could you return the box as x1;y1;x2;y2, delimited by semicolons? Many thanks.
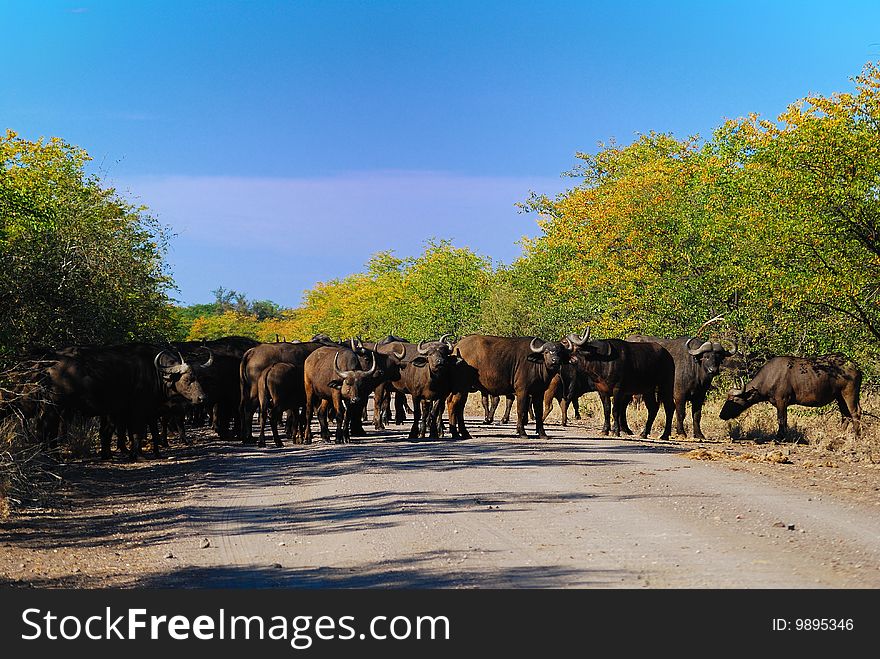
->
238;338;337;442
257;361;305;447
627;335;731;439
36;343;211;458
446;334;578;439
303;347;384;443
719;354;862;440
381;335;456;439
566;330;675;440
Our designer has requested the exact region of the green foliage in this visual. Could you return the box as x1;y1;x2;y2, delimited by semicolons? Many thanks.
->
0;130;175;362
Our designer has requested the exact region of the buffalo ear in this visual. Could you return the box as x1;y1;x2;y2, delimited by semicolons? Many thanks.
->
328;380;343;389
527;353;544;363
411;357;428;367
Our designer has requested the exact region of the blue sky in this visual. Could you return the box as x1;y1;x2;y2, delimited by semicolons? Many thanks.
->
3;1;879;306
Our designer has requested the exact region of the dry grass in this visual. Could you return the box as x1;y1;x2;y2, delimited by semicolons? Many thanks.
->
0;415;98;517
494;389;880;465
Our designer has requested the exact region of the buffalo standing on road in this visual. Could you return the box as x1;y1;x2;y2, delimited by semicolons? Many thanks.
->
566;330;675;440
447;334;578;439
303;347;383;444
36;343;211;458
627;335;731;439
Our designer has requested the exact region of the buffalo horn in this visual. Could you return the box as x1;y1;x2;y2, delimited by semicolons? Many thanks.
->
153;349;183;373
568;327;591;346
334;352;353;379
686;338;714;356
417;339;430;355
529;337;545;353
363;352;377;375
439;333;454;350
392;344;406;359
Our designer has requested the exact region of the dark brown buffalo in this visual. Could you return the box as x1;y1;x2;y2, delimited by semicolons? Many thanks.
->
257;361;306;447
446;334;577;439
381;335;456;439
566;331;675;440
171;336;260;439
627;335;731;439
35;343;210;458
719;354;862;440
366;340;410;430
238;338;338;442
303;347;383;443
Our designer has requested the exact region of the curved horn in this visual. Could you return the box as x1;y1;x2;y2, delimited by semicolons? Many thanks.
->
686;338;713;356
417;339;430;354
569;327;591;346
392;343;406;360
350;338;357;352
334;351;352;379
363;352;377;375
200;347;214;368
530;337;545;353
562;338;572;350
694;315;724;337
439;333;454;349
153;350;173;371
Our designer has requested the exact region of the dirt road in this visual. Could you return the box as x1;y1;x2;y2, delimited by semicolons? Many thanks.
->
3;418;880;588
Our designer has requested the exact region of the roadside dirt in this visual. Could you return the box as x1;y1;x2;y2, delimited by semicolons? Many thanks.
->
1;416;879;588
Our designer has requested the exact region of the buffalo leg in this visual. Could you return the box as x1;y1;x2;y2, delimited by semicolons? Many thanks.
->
395;392;408;424
348;401;367;436
674;398;688;436
270;407;284;447
515;393;530;438
572;397;581;420
619;397;635;435
303;393;317;444
408;395;422;439
840;386;862;438
600;393;612;435
775;403;788;441
560;398;569;426
501;396;514;424
691;392;707;440
318;400;331;441
659;395;674;440
481;393;496;424
611;392;629;437
372;388;385;430
640;392;660;439
333;396;346;444
99;416;114;460
447;392;471;439
532;396;548;439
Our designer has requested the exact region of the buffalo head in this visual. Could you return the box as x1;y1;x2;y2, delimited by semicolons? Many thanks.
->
329;351;378;406
413;334;455;374
154;350;209;404
719;378;759;420
527;337;576;370
685;338;731;376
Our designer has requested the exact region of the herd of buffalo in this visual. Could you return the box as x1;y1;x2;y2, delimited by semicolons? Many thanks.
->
0;325;865;459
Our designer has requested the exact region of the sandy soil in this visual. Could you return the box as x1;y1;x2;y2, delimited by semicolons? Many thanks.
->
2;415;879;588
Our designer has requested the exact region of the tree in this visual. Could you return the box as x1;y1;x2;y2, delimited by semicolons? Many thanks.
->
0;130;175;361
